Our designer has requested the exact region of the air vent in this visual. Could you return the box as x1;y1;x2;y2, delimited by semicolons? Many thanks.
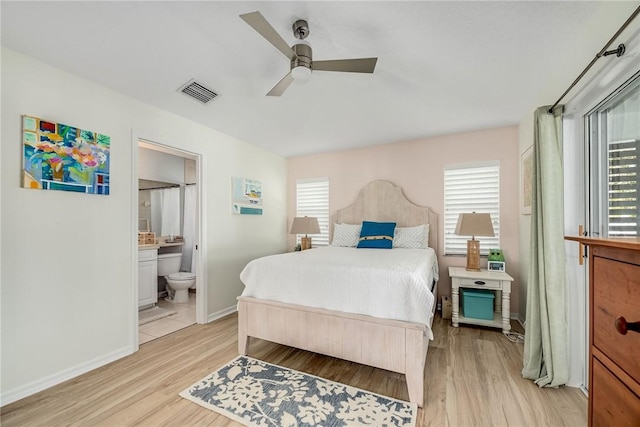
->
178;79;218;104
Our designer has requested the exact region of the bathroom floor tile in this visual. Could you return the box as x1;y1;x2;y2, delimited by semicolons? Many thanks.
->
171;310;196;324
139;332;156;344
139;292;196;344
139;318;190;337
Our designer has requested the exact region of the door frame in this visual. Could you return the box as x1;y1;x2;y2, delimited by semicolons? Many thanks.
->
130;130;208;350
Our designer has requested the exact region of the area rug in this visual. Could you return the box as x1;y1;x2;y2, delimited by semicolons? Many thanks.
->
180;355;417;427
138;306;177;325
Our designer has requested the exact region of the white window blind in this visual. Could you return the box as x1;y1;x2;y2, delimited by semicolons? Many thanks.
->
588;75;639;238
296;178;330;246
444;163;500;255
608;138;639;236
606;82;639;237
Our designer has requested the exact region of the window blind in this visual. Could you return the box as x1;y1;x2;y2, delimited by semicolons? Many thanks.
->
606;82;639;236
587;74;639;238
444;163;500;255
296;178;330;246
607;138;639;236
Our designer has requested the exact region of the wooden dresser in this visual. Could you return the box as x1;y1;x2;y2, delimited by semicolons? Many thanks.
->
565;236;640;426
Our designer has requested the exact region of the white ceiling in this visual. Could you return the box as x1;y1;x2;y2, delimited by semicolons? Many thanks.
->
2;1;638;158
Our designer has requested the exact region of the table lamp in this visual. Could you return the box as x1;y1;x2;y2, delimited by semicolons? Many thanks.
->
455;212;495;271
290;216;320;250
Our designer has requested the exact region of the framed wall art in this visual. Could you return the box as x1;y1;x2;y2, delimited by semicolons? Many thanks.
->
232;176;263;215
521;145;533;215
22;115;110;195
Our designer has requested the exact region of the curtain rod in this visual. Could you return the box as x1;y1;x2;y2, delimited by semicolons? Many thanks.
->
548;5;640;114
140;184;179;190
139;182;196;191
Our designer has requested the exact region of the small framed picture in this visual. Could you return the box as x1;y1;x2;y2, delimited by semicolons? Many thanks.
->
521;145;533;215
488;261;505;272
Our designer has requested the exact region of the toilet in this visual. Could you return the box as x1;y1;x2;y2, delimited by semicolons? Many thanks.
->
157;252;196;304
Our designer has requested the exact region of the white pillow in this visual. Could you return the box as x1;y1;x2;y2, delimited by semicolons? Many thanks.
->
331;223;362;247
393;224;429;249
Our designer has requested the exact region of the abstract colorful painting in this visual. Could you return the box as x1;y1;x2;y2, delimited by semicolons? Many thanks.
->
232;176;262;215
22;115;110;195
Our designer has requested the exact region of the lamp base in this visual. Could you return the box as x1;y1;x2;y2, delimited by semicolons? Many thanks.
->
301;236;312;250
466;239;481;271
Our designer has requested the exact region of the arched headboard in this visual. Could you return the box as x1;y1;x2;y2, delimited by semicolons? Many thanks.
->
330;180;438;253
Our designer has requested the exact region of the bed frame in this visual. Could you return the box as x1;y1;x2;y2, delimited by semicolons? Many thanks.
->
237;180;438;407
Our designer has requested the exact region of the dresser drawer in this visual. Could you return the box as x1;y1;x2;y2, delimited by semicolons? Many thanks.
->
591;358;640;426
456;277;501;290
593;256;640;381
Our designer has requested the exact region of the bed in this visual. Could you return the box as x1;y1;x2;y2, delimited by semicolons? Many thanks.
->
237;180;439;407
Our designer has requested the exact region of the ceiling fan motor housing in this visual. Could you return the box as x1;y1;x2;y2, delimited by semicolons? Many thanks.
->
291;43;312;71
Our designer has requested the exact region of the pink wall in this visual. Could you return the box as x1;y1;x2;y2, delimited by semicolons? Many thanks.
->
287;126;521;313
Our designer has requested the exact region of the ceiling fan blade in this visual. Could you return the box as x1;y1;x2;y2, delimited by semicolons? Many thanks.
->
313;58;378;73
240;11;298;62
267;72;294;96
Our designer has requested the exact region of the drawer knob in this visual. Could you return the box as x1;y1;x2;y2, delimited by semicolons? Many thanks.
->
615;316;640;335
474;280;486;285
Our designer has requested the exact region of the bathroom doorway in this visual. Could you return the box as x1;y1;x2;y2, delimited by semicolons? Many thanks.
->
134;138;206;345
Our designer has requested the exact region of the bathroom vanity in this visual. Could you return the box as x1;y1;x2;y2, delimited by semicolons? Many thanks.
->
138;239;185;308
138;246;158;308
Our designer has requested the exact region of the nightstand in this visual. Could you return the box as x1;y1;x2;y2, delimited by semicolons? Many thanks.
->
448;266;514;333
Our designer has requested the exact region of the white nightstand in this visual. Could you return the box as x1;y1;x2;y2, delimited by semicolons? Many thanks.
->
448;266;514;333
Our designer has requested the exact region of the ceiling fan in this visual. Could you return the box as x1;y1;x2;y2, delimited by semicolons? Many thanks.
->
240;11;378;96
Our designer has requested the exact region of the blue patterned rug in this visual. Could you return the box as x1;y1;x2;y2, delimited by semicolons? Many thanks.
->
180;356;417;427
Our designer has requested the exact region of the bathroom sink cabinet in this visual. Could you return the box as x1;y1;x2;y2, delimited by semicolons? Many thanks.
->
138;248;158;308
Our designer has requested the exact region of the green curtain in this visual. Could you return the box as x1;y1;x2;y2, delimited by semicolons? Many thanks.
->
522;106;569;387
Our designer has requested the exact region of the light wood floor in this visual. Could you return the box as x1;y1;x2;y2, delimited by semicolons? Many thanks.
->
1;313;586;426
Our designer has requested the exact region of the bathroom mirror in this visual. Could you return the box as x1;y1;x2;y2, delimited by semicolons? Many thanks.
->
139;179;181;237
138;219;149;232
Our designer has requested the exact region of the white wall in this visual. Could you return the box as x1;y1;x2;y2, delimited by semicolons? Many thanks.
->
139;147;185;184
0;47;287;404
517;119;534;325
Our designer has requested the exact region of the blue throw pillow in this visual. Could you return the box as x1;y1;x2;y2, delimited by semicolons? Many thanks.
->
357;221;397;249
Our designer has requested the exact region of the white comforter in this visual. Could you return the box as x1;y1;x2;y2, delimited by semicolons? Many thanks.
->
239;246;438;339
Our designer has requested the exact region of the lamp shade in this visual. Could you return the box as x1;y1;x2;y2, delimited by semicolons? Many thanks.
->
290;216;320;235
455;213;495;238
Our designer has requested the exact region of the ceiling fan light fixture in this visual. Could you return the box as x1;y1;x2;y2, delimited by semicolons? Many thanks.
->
291;65;312;82
240;11;378;96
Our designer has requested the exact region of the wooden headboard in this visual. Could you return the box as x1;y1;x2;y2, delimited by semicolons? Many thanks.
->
330;180;438;253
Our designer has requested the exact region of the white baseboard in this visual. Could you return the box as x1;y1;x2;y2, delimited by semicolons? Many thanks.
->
1;345;133;407
579;384;588;397
2;305;237;406
565;379;586;389
207;305;237;323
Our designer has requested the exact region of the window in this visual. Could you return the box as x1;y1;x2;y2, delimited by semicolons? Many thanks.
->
444;163;500;255
296;178;330;246
588;74;640;237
